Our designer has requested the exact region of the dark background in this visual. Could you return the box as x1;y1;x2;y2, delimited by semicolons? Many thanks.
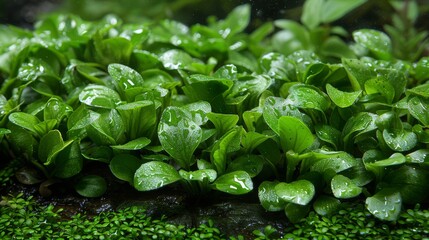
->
0;0;428;32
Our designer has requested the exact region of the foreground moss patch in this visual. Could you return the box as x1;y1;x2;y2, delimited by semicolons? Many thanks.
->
1;192;428;239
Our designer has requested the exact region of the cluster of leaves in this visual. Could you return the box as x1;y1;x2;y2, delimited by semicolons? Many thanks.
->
0;193;234;239
281;203;429;239
1;193;428;239
1;0;429;222
0;159;20;188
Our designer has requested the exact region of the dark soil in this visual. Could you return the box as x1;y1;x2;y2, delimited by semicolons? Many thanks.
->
2;162;289;238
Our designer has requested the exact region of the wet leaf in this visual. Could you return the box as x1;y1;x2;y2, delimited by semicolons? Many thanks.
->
158;106;202;169
179;169;217;183
284;202;311;224
353;29;392;60
382;129;418;152
263;96;308;135
287;84;330;112
53;141;82;178
326;83;361;108
211;127;242;174
212;170;253;195
275;180;315;205
315;124;341;149
331;174;362;199
134;161;181;191
365;189;401;221
258;181;286;212
313;195;341;216
111;137;151;150
278;116;314;154
408;96;429;126
8;112;40;134
227;154;264;177
79;84;121;109
108;63;144;97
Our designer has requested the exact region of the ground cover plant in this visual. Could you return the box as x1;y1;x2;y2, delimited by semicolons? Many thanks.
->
1;0;429;229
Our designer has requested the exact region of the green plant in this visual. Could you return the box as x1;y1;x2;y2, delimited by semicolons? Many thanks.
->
1;0;429;223
0;193;235;239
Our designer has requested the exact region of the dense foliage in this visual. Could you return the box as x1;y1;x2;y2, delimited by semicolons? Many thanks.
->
1;192;428;239
1;0;429;223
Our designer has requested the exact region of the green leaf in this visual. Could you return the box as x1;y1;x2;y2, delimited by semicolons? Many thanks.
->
227;154;264;178
182;80;231;113
326;83;361;108
284;203;311;224
342;112;377;147
408;96;429;126
44;97;73;124
310;151;358;174
182;101;212;126
211;127;243;174
0;128;11;142
320;0;367;24
365;189;401;221
116;100;157;140
382;129;418;152
408;83;429;98
213;4;250;38
331;174;362;199
53;141;82;178
159;49;195;71
134;161;181;191
74;175;107;198
258;181;286;212
111;137;151;150
278;116;314;153
81;144;113;163
407;149;429;164
364;78;395;104
33;119;58;137
313;195;341;216
7;125;36;160
288;84;330;112
259;52;291;80
109;154;144;184
263;96;308;135
158;107;202;169
302;0;366;29
38;130;73;165
315;124;342;149
241;131;271;153
87;109;125;145
301;0;324;29
67;105;99;140
92;35;133;65
108;63;144;96
79;84;121;109
207;112;239;137
353;29;392;60
384;166;429;204
213;64;238;80
178;169;217;183
212;170;253;195
272;20;311;56
8;112;40;134
275;180;315;205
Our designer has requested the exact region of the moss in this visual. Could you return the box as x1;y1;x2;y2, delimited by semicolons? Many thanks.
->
1;193;428;239
0;159;20;188
0;193;234;239
282;203;429;239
